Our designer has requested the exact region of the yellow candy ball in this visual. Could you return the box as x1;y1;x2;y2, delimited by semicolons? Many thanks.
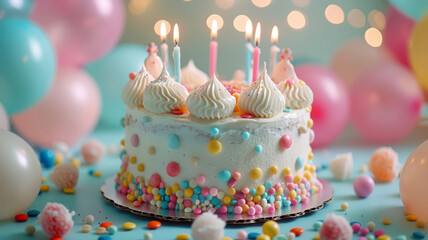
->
304;171;312;180
250;167;263;180
129;156;137;164
256;185;265;195
289;190;297;199
165;187;172;196
308;118;314;128
256;234;272;240
294;174;303;183
283;167;291;175
137;163;145;172
172;183;180;193
262;220;280;238
207;139;222;154
184;188;194;198
269;166;278;175
228;188;236;196
223;195;232;204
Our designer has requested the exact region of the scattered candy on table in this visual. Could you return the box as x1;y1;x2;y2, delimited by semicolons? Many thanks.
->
329;153;353;180
81;224;92;233
14;213;28;222
122;222;136;230
176;233;191;240
318;214;352;240
144;232;153;240
382;218;392;225
39;149;56;168
96;227;107;235
49;162;79;190
191;212;225;240
147;220;161;229
367;221;375;232
81;139;106;165
27;209;40;217
85;214;95;224
262;220;280;238
340;202;349;211
25;224;36;236
108;225;118;234
40;184;50;192
369;147;399;183
353;175;375;198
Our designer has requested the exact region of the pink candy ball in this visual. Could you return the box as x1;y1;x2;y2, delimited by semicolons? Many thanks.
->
81;139;105;165
247;206;256;216
351;63;423;144
351;223;361;233
166;162;180;177
150;173;161;188
39;203;74;237
196;175;206;184
360;227;369;236
353;175;375;198
130;134;139;147
279;134;292;149
318;214;352;240
49;163;79;190
237;230;248;240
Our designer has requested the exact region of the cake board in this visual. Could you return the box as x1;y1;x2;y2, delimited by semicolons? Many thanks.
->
101;177;333;224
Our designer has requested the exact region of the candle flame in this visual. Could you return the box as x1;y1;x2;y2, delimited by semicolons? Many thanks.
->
160;22;167;41
211;20;218;39
245;20;252;40
271;25;278;44
254;22;261;46
173;24;179;44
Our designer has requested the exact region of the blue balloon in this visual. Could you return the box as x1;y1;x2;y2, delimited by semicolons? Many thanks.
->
389;0;428;20
0;19;56;114
86;44;148;128
0;0;33;19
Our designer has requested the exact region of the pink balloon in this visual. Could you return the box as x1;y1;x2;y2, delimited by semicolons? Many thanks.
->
0;103;9;130
12;68;101;147
330;39;395;87
351;63;423;144
295;64;350;148
31;0;124;67
384;5;415;67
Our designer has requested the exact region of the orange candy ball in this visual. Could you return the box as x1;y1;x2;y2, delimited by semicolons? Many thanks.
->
368;147;399;182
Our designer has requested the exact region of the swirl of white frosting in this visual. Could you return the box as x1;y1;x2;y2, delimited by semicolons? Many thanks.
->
277;79;314;109
186;74;236;120
181;60;209;88
143;66;189;113
238;63;285;118
121;66;154;108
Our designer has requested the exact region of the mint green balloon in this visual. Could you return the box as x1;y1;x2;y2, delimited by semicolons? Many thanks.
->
389;0;428;20
0;19;56;114
86;44;148;128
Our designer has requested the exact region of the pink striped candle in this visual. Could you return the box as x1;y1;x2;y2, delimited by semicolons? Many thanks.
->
209;20;218;78
252;22;261;82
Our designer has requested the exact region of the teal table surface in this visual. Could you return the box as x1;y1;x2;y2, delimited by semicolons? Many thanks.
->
1;119;428;240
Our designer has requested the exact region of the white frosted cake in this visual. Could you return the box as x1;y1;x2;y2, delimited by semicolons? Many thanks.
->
115;47;321;215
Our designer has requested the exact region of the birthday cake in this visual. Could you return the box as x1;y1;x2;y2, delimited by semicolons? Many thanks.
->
115;45;321;216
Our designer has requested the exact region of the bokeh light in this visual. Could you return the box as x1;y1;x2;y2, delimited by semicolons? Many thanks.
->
325;4;344;24
252;0;272;8
368;10;386;30
154;20;171;36
206;14;224;30
128;0;151;15
365;27;383;47
292;0;310;7
233;15;250;32
215;0;235;9
347;9;365;28
287;11;306;30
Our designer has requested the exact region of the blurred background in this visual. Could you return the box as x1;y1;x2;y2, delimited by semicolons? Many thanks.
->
1;0;428;150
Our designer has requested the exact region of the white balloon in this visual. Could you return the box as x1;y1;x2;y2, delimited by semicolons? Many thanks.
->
0;130;41;220
0;103;9;130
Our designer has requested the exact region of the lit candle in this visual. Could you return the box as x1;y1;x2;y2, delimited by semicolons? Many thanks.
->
173;24;181;83
209;20;218;78
269;25;280;75
252;22;261;83
245;20;253;85
160;22;168;66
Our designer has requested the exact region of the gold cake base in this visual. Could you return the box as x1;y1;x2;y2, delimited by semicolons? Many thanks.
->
100;177;333;224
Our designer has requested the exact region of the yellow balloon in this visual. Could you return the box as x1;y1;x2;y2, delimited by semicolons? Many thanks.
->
410;13;428;91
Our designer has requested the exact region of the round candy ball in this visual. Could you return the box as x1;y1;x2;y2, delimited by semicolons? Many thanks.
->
81;139;105;165
369;147;400;183
319;214;353;240
400;140;428;221
351;63;423;144
262;220;280;238
39;203;74;237
353;175;375;198
0;130;41;220
49;163;79;190
39;149;55;168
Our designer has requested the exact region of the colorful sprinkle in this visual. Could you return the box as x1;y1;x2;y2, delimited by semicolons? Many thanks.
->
290;227;304;236
242;131;251;139
279;134;292;149
295;156;304;170
176;233;191;240
218;170;231;182
25;224;36;236
107;225;118;234
210;127;220;136
40;185;50;192
413;232;425;239
100;222;114;229
130;134;139;147
122;222;136;230
167;135;180;149
147;220;161;229
27;210;40;217
254;145;263;153
340;202;349;211
207;139;222;154
250;168;262;180
15;214;28;222
262;221;280;238
382;218;391;225
63;188;75;194
166;162;181;177
407;214;418;221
